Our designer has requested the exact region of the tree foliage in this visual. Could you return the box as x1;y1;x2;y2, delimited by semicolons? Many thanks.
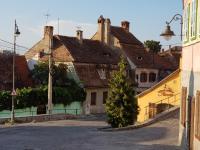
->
0;86;86;111
105;57;139;128
31;62;71;86
144;40;161;53
0;62;86;111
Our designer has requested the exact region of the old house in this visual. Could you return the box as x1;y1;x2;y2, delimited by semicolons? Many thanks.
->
25;26;120;114
92;16;178;93
137;69;181;123
180;0;200;149
0;52;32;90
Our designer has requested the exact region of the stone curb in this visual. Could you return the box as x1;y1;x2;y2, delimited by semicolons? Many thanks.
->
99;106;180;132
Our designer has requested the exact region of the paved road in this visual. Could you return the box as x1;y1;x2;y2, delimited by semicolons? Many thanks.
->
0;113;180;150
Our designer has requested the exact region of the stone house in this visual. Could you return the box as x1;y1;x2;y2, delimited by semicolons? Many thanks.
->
92;15;178;93
25;26;120;114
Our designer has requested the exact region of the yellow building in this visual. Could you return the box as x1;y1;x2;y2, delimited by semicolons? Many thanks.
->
136;69;181;123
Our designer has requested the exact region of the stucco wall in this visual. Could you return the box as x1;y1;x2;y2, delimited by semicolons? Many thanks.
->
135;68;159;89
137;71;180;123
181;42;200;149
83;88;108;114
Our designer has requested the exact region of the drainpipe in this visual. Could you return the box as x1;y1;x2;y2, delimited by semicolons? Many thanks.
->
186;96;192;149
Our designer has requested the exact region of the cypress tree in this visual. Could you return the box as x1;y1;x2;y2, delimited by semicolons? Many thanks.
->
106;57;139;128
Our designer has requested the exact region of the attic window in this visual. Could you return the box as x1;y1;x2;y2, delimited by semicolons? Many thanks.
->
103;52;111;57
97;68;106;80
137;56;143;60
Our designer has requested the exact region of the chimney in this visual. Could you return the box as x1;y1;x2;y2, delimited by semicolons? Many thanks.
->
77;30;83;44
43;26;53;53
104;18;111;45
44;26;53;40
98;15;105;42
121;21;130;32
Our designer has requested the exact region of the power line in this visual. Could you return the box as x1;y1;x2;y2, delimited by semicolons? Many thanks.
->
0;38;29;49
0;43;27;52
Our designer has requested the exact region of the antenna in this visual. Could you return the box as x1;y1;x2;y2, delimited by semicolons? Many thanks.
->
76;26;82;31
58;17;60;35
45;13;50;25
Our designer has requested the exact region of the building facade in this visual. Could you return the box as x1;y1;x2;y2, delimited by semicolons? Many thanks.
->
180;0;200;149
137;69;180;123
92;16;178;93
25;26;120;114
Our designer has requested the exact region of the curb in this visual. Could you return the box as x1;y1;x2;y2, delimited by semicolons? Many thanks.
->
99;106;180;132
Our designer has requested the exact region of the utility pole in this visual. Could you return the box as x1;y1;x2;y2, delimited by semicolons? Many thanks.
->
11;20;20;124
47;31;53;114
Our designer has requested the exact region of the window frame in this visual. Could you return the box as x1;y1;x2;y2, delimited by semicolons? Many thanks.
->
91;92;97;106
149;72;157;83
190;0;197;40
183;4;190;43
103;91;108;104
140;72;147;83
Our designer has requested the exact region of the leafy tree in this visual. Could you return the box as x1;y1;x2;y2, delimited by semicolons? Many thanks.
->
31;63;49;85
105;57;139;128
31;62;71;86
144;40;161;53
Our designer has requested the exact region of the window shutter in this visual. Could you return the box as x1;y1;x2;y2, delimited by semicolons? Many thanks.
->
195;91;200;140
181;87;187;127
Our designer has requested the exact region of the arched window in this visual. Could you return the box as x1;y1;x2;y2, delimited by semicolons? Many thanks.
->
140;72;147;83
149;73;157;82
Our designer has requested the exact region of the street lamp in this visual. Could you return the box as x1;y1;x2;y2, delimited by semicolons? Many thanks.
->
11;20;20;124
160;14;183;41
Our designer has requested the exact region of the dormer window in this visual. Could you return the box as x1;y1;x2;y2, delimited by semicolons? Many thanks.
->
97;68;106;80
103;52;111;57
137;56;143;60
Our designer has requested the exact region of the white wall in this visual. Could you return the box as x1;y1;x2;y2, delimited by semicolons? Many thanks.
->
83;88;108;114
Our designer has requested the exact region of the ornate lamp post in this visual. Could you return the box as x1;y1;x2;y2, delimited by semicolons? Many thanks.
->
11;20;20;124
160;14;183;41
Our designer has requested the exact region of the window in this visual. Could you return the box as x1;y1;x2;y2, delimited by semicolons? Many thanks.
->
181;87;187;127
136;74;139;82
91;92;96;106
97;69;106;80
183;4;190;42
140;72;147;83
191;0;197;39
149;73;157;83
195;91;200;140
103;91;108;104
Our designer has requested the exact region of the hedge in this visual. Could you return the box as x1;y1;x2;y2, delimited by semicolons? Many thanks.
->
0;86;86;111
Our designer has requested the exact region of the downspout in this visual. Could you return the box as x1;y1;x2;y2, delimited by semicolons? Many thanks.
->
186;96;192;149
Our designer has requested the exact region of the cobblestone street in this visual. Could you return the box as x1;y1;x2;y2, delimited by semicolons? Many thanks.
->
0;113;180;150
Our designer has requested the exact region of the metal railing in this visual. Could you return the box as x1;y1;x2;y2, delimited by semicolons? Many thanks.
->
142;93;180;122
0;108;81;119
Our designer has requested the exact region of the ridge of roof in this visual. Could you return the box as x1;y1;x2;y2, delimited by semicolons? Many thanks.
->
110;26;143;46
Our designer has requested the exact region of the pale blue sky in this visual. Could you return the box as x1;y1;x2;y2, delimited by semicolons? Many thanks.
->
0;0;182;54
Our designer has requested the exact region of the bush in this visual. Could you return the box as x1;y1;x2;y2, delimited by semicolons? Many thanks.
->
0;85;86;111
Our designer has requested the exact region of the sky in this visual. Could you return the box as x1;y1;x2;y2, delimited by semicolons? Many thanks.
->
0;0;182;54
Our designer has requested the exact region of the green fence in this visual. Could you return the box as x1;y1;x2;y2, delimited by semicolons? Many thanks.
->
0;102;82;118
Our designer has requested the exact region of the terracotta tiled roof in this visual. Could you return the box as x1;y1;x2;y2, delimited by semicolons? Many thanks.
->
0;54;32;90
111;26;143;46
25;34;121;88
74;63;116;88
121;44;177;70
159;46;182;69
55;35;120;64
